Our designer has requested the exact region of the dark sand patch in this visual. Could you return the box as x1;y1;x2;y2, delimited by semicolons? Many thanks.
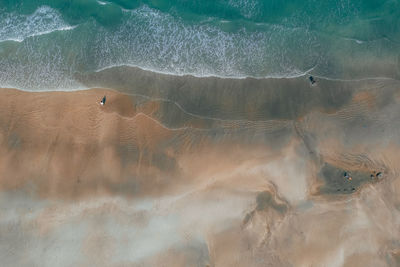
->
256;191;288;213
76;66;356;121
318;163;373;195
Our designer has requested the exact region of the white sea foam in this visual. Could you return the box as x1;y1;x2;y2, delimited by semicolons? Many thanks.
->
0;6;74;43
97;0;108;5
228;0;260;19
90;5;319;80
93;63;315;80
0;4;396;91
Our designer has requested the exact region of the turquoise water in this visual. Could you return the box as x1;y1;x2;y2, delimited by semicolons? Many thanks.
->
0;0;399;90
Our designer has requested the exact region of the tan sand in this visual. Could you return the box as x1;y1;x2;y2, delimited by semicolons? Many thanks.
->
0;85;400;266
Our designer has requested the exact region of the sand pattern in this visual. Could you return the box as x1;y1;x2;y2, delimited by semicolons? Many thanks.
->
0;69;399;266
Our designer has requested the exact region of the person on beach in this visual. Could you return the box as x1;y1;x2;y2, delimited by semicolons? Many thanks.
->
309;76;316;85
100;95;106;105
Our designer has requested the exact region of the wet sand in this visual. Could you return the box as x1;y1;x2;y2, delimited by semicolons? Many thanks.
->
1;72;400;266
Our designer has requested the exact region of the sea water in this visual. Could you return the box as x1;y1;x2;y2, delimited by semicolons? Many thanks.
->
0;0;399;90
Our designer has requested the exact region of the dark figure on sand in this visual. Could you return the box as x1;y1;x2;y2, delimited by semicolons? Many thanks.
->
309;76;316;85
100;95;106;105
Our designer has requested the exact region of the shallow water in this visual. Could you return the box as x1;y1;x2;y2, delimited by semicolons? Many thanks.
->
0;0;399;90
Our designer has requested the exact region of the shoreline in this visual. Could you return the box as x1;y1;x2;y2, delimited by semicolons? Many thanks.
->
3;64;399;93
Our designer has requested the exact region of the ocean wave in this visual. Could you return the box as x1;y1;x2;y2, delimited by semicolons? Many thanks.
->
97;1;108;6
0;6;74;43
89;5;319;79
91;64;399;83
0;3;398;91
93;63;316;80
228;0;260;19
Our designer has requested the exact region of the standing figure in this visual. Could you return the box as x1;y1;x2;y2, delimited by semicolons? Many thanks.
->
309;76;316;85
100;95;106;105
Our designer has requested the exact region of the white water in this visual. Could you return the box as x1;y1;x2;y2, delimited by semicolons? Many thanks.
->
0;6;74;43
